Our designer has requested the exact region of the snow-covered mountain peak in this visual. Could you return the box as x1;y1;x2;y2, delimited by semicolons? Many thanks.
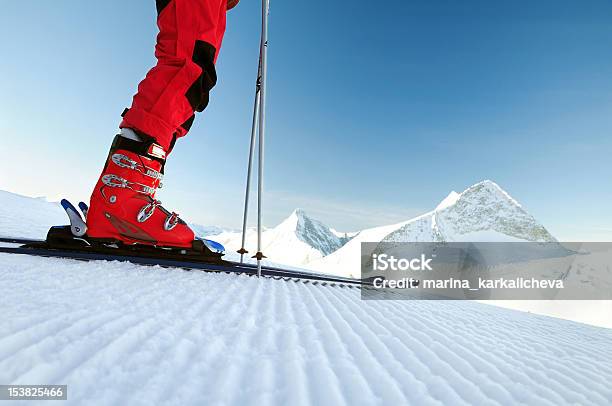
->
275;208;345;256
438;180;556;241
454;179;523;210
382;180;556;243
435;191;460;211
277;208;308;230
293;207;306;217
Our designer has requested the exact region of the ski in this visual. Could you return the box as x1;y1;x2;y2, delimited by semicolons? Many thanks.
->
0;235;367;287
0;197;370;286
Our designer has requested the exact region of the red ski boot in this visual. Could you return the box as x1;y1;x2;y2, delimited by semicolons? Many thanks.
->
86;133;195;248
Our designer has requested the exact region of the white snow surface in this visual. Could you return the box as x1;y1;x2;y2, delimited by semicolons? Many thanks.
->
1;253;611;406
0;190;66;239
435;191;460;211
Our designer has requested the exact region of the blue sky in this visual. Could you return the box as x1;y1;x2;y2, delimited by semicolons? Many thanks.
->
1;0;611;239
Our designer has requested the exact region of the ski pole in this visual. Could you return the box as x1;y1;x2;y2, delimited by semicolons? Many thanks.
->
237;55;262;263
255;0;270;277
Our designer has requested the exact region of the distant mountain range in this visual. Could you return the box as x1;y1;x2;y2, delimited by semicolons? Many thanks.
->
214;180;556;277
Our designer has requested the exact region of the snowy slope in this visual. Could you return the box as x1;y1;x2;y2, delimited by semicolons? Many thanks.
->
1;254;611;406
435;190;460;211
329;228;358;239
0;190;66;239
187;223;228;238
305;219;412;278
215;209;346;266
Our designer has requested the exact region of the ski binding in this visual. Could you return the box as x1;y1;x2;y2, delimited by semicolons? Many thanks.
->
51;198;225;259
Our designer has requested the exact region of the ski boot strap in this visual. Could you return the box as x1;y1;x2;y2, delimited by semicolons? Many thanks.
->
110;133;167;166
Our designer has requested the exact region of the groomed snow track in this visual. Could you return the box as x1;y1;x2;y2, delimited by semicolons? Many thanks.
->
0;237;366;288
1;251;611;405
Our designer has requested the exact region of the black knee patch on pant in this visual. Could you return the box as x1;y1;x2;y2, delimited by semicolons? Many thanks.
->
168;134;178;155
156;0;171;15
186;41;217;113
180;114;196;133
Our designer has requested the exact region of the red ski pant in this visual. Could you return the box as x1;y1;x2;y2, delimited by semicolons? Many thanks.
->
120;0;227;152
